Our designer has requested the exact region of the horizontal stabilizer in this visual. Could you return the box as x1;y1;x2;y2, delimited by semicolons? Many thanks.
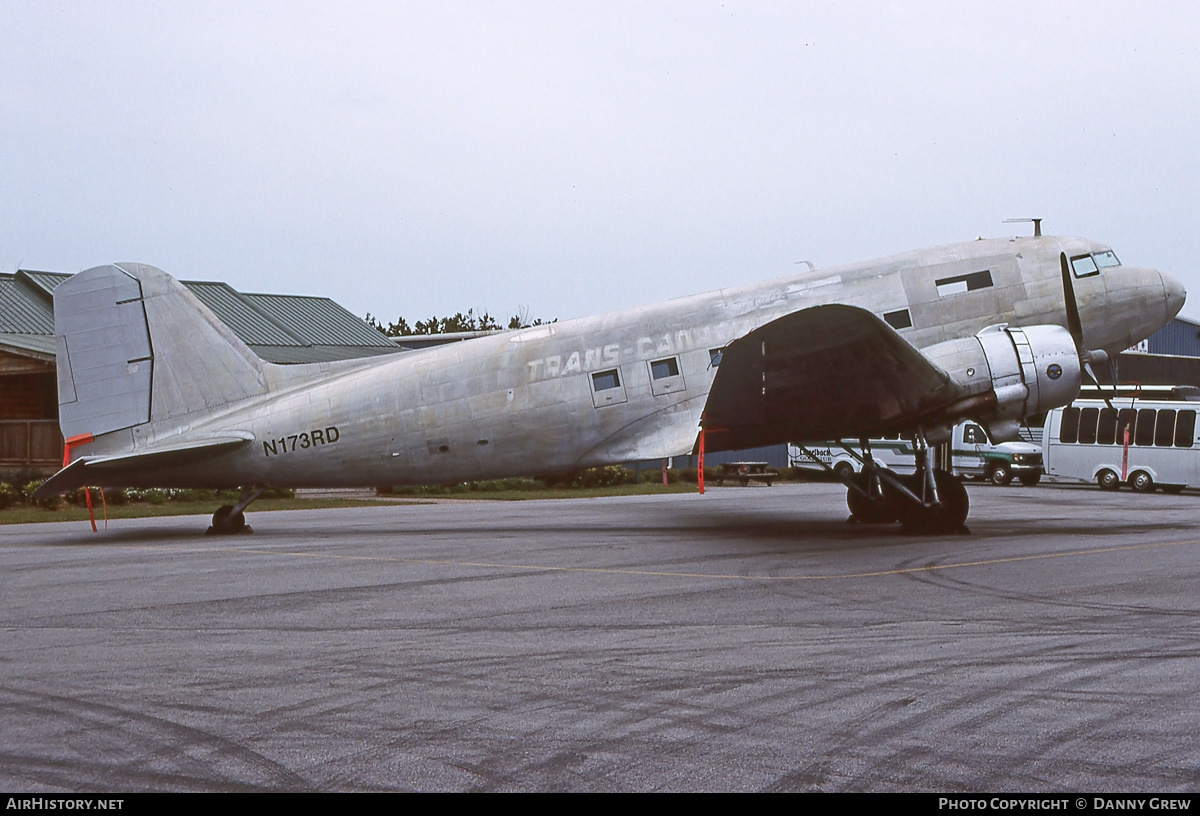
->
34;435;254;497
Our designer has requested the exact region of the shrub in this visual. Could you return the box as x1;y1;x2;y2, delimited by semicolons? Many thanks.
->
123;488;168;504
21;480;59;510
65;488;91;506
258;487;295;500
104;488;129;506
541;465;636;489
0;482;18;510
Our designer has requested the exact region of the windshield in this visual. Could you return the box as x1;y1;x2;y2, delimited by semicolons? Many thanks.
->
1071;254;1099;277
1070;250;1121;277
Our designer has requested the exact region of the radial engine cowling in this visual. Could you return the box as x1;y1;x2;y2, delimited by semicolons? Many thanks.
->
923;324;1082;441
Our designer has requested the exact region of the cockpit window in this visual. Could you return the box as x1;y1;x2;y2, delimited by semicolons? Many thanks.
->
1070;251;1121;278
1070;254;1100;278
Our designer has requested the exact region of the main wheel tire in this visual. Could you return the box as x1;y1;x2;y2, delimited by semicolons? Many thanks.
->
988;462;1013;486
1018;472;1042;487
897;469;970;535
1096;469;1121;491
846;472;900;524
832;461;855;482
1129;470;1156;493
210;505;246;534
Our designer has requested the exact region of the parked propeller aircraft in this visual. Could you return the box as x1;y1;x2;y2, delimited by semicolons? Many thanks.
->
35;231;1185;534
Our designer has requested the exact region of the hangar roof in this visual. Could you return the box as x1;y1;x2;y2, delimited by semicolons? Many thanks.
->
0;268;399;364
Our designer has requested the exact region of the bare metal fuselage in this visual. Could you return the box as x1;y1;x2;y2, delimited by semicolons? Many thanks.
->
68;235;1183;489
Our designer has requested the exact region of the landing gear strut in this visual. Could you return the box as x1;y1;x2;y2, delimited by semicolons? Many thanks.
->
843;438;898;524
206;486;265;535
886;432;969;534
800;431;970;535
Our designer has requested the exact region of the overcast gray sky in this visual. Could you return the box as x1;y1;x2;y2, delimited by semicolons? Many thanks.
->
3;1;1197;324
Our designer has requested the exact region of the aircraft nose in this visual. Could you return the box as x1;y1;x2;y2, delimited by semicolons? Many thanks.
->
1163;271;1187;320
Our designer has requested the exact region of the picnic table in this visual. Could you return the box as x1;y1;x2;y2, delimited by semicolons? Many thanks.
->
715;462;778;486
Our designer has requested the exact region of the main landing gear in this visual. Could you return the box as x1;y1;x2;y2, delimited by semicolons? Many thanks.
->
206;486;266;535
800;433;970;535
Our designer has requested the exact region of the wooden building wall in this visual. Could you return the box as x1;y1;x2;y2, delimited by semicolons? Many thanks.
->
0;352;61;469
0;372;57;421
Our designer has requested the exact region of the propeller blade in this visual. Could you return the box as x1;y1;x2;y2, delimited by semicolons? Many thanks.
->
1060;252;1084;348
1082;351;1115;410
1061;252;1117;408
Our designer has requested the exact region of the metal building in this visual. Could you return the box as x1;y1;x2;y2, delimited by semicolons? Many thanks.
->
1142;314;1200;357
1116;315;1200;388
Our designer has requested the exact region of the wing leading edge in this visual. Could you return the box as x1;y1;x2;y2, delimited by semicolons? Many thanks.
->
702;304;961;451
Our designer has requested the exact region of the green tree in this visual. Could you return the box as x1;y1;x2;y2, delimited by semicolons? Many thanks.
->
368;307;552;337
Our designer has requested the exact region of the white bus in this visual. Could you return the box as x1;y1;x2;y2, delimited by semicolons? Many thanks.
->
1043;388;1200;492
790;421;1044;486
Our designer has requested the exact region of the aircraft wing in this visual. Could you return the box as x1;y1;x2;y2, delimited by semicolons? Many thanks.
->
33;435;254;498
702;304;961;450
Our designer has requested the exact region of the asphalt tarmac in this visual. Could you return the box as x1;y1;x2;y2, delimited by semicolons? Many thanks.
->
2;482;1198;792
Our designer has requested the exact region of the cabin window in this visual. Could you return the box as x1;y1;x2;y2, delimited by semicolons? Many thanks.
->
1059;406;1197;448
1097;408;1118;445
1059;406;1080;444
1176;411;1196;447
934;270;993;297
1071;254;1100;278
1135;409;1156;446
883;309;912;330
1077;407;1099;444
1155;409;1178;447
650;357;680;380
590;366;628;408
592;369;621;391
649;355;685;396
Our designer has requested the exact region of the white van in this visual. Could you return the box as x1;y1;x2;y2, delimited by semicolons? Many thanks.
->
1042;389;1200;492
790;421;1044;485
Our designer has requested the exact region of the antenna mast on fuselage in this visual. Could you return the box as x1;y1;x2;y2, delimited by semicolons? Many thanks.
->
1004;217;1043;237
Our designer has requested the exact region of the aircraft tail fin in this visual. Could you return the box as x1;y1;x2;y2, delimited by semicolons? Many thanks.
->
54;263;269;440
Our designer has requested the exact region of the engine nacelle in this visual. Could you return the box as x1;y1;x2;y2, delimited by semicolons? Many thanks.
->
923;324;1082;441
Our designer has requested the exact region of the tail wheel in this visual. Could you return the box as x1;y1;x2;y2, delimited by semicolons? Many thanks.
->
1129;471;1156;493
209;505;247;534
1096;469;1120;491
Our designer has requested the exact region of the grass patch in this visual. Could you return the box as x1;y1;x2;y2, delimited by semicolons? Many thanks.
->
0;482;703;525
0;497;422;526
